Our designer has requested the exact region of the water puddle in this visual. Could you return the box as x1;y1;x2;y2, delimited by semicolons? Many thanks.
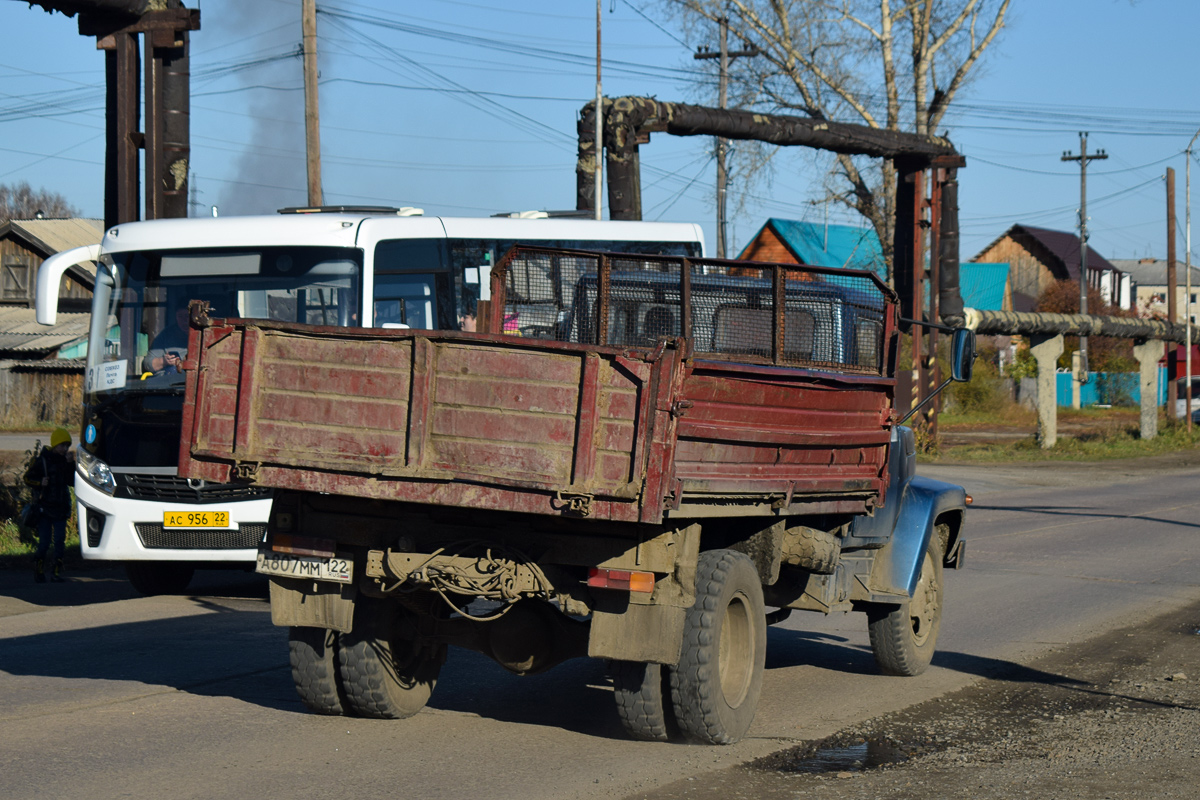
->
767;740;911;774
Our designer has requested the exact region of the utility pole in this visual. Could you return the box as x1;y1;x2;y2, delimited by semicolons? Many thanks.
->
594;0;603;221
1167;167;1178;415
1061;132;1107;379
302;0;323;206
1187;133;1198;431
695;18;758;257
188;171;199;218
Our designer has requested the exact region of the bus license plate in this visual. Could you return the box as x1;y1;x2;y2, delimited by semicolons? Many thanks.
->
256;552;353;584
163;510;231;528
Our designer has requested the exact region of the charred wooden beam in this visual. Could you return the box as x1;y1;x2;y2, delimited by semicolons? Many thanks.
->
576;97;959;219
937;167;963;326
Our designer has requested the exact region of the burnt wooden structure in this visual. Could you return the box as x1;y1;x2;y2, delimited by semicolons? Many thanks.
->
19;0;199;228
576;97;966;435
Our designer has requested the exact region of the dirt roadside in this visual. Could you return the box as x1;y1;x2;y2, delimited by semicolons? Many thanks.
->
631;599;1200;800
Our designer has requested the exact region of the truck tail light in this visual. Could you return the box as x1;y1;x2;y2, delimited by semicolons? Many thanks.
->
588;567;655;593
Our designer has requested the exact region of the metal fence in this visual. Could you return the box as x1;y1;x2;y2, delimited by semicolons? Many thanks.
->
492;247;897;375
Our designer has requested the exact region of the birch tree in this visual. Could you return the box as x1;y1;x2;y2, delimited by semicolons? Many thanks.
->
667;0;1009;279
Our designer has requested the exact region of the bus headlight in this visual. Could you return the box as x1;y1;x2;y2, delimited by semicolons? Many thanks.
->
76;448;117;495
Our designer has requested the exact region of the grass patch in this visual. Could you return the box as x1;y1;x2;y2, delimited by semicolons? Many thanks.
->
0;516;81;563
0;440;81;562
925;416;1200;463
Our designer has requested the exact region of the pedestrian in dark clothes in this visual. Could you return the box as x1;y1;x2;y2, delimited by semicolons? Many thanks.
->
24;427;74;583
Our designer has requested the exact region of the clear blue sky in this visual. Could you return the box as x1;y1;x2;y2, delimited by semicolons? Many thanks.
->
1;0;1198;263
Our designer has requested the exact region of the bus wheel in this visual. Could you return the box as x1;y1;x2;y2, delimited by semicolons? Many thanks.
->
670;549;766;745
124;561;195;596
337;600;444;720
289;626;347;715
611;660;678;741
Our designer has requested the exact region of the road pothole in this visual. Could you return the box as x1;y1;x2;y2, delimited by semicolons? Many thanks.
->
755;737;912;774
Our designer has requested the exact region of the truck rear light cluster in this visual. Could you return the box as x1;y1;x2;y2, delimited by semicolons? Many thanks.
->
587;567;655;593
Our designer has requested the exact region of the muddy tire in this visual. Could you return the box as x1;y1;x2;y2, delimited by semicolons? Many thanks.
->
611;661;678;742
868;528;945;676
338;600;443;720
669;550;766;745
124;562;195;596
781;526;840;574
289;626;347;715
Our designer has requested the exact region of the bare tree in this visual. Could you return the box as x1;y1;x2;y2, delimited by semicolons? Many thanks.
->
666;0;1009;281
0;182;80;222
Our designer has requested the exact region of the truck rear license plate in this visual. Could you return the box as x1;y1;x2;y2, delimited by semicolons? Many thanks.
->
164;510;230;528
256;552;353;584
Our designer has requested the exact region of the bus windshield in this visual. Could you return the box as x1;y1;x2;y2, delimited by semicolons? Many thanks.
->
85;246;362;396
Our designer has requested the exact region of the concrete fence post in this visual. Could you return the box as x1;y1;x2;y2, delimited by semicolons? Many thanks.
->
1030;333;1064;448
1132;339;1162;441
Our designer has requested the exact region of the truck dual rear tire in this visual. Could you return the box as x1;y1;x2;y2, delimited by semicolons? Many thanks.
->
611;661;677;742
669;549;766;745
868;527;945;676
288;626;347;715
338;600;444;719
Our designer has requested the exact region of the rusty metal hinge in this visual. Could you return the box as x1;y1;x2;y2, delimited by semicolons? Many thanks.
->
671;399;694;417
555;491;594;517
232;461;261;481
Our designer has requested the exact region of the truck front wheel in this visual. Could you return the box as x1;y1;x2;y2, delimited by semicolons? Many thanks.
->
288;626;347;715
867;527;945;676
338;600;444;719
669;549;766;745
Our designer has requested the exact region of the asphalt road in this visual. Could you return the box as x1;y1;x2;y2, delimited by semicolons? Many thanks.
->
1;457;1198;800
0;433;49;454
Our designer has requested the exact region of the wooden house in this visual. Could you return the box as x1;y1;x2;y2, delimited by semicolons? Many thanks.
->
973;224;1129;312
0;217;102;311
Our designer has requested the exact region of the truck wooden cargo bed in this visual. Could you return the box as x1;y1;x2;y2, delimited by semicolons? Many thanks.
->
178;248;899;525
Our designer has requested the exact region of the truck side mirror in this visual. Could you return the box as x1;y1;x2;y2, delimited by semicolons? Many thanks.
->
951;328;976;383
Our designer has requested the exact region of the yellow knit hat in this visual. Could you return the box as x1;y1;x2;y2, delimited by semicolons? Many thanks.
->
50;428;71;448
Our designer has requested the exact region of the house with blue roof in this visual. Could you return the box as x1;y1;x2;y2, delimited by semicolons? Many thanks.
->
738;218;1011;311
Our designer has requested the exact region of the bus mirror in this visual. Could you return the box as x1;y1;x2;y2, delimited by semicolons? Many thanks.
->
36;244;101;325
951;328;976;382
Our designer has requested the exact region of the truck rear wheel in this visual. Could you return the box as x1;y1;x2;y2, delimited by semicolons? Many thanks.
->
611;661;677;742
338;600;443;720
288;626;347;715
124;561;195;596
868;527;945;676
669;549;766;745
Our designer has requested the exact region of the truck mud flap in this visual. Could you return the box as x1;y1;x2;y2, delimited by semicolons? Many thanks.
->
269;577;358;633
588;600;685;666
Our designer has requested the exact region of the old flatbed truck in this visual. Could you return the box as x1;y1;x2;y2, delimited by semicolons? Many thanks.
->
177;246;972;744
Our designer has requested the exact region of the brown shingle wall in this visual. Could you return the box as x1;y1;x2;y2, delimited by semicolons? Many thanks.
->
738;227;801;264
975;234;1056;309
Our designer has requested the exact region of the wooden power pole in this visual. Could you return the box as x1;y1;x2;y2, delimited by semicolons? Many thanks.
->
695;19;757;258
1167;167;1178;414
302;0;323;206
1062;132;1107;378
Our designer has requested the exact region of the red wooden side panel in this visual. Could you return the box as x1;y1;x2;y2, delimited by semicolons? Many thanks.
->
673;362;893;502
180;319;894;523
181;322;660;520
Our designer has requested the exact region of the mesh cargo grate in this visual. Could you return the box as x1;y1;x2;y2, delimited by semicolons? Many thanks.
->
493;247;893;374
135;523;266;550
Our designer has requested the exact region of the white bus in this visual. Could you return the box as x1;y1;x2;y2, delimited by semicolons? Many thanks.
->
37;208;704;594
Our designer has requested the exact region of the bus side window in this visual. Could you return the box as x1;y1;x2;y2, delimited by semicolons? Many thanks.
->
374;273;437;329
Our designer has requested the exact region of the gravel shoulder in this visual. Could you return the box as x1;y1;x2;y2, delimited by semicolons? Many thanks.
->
630;598;1200;800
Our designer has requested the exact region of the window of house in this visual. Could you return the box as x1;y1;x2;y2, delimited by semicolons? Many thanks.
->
2;256;31;300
